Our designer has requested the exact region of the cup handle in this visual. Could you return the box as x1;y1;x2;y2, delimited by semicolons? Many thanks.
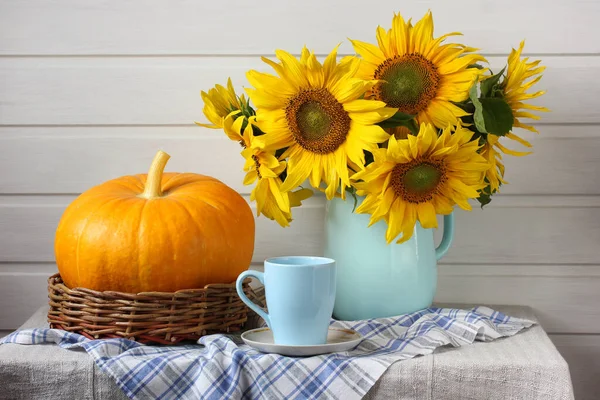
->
236;270;271;328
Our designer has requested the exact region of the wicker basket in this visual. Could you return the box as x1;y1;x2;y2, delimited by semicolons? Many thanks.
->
47;273;265;345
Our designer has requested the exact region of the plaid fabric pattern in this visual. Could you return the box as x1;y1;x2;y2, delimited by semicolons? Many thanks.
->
1;306;533;400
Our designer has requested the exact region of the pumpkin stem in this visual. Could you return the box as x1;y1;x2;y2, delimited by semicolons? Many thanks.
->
141;150;171;199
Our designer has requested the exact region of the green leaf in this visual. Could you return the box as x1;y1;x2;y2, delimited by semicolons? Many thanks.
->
480;97;514;136
451;101;475;114
240;117;249;133
252;123;267;137
387;111;415;121
237;96;256;119
378;119;419;134
477;180;500;208
477;191;492;208
278;167;287;183
460;114;475;127
480;66;506;98
377;111;418;134
364;150;374;166
453;100;476;127
470;129;486;145
467;63;485;69
469;84;487;133
403;119;419;135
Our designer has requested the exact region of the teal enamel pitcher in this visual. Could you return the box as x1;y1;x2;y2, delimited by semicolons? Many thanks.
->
324;196;454;320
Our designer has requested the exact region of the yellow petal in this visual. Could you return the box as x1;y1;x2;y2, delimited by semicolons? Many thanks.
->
222;114;245;142
194;121;219;129
506;133;532;148
417;202;438;229
306;52;324;87
275;49;310;88
290;188;313;207
343;99;389;113
447;178;480;198
391;12;410;55
396;203;417;244
253;180;268;215
281;151;314;192
386;198;405;243
246;70;295;97
350;123;391;144
355;193;380;214
322;44;341;83
376;26;393;58
350;39;385;66
331;79;371;103
243;170;258;185
496;141;531;156
370;187;397;223
268;178;290;213
411;11;434;53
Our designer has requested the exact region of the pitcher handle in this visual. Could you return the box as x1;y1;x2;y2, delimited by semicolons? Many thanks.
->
236;270;271;328
435;213;454;260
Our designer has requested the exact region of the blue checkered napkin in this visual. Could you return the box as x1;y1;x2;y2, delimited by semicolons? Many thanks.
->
1;306;534;400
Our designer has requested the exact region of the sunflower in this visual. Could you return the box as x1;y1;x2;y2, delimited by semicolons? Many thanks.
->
350;11;485;130
480;135;505;193
352;123;488;244
482;41;548;192
251;178;313;227
245;46;396;200
504;41;548;134
196;78;249;142
241;121;312;227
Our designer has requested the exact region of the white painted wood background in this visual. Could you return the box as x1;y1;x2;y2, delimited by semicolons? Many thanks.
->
1;0;599;397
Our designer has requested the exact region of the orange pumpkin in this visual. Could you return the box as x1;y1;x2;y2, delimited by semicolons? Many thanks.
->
55;150;255;292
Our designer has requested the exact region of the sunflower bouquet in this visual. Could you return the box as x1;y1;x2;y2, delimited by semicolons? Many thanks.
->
197;11;547;244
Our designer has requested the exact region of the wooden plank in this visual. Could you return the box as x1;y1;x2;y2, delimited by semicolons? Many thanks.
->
2;263;600;335
550;335;600;400
500;129;600;195
252;262;600;278
0;271;53;329
0;195;325;264
438;264;600;278
0;126;598;195
0;56;589;125
435;276;600;334
0;127;247;195
485;195;600;208
438;206;600;265
0;0;597;55
1;195;600;265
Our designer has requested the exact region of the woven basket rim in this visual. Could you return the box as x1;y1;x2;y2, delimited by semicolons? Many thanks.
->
47;272;265;344
47;272;242;296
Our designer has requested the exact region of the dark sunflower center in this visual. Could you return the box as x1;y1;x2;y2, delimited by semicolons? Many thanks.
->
373;53;440;115
285;88;351;154
297;101;331;141
390;160;446;203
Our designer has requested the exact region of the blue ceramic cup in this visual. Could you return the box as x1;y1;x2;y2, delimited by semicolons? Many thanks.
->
236;256;336;346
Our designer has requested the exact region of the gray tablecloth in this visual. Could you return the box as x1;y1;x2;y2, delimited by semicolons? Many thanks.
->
0;305;574;400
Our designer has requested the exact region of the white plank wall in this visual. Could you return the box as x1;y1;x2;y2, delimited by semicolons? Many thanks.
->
0;0;598;397
0;57;592;125
1;0;598;55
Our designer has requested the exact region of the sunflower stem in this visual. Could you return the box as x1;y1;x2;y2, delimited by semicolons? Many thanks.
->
140;150;171;199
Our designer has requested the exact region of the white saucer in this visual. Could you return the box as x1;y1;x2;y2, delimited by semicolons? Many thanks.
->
241;327;363;356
